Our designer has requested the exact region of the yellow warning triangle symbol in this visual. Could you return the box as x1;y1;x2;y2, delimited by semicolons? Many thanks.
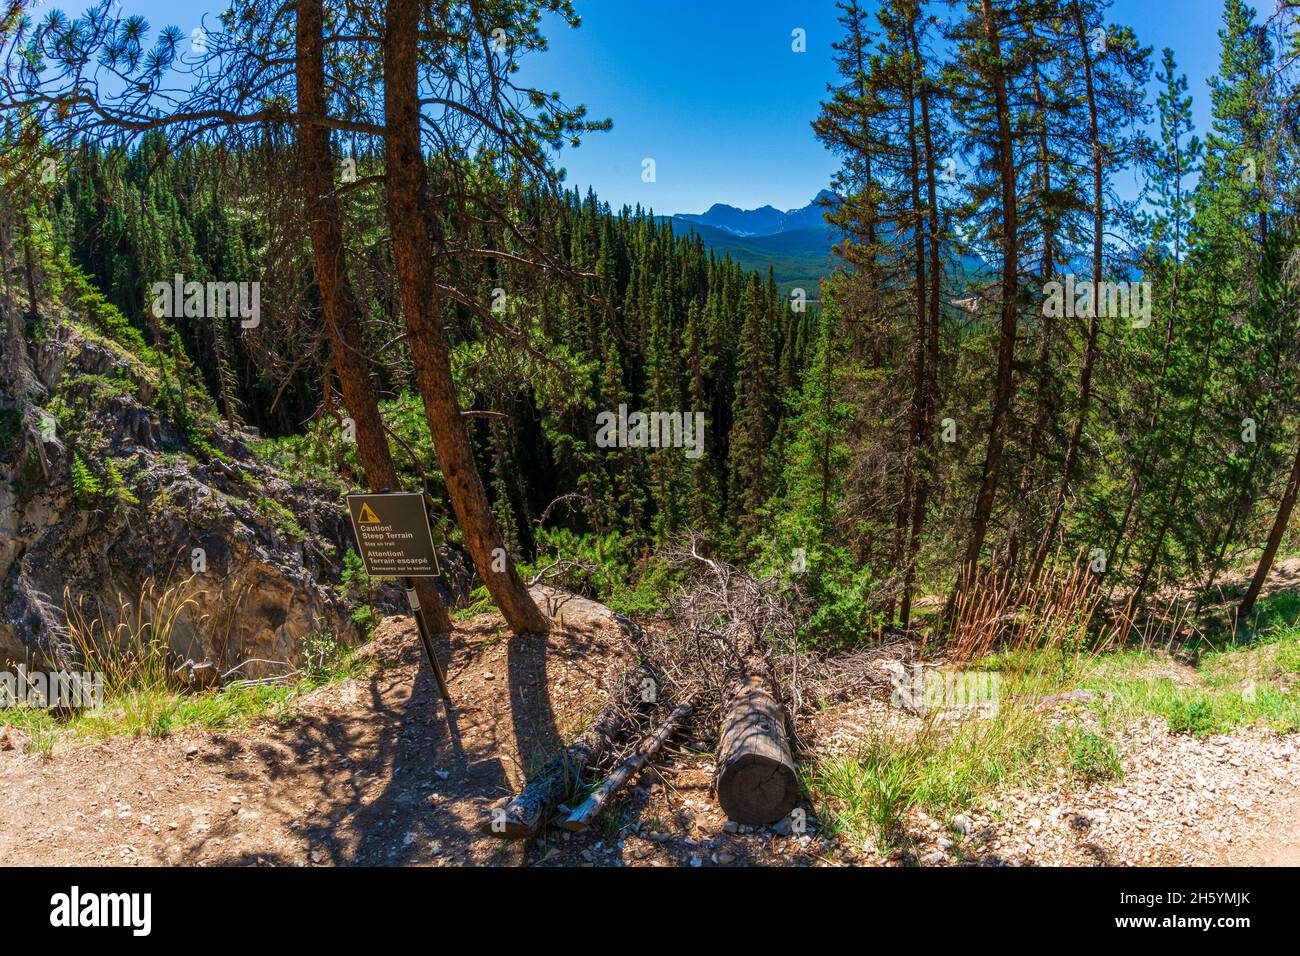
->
357;502;381;524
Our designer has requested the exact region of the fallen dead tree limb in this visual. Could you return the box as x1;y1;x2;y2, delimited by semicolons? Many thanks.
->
638;539;809;824
649;537;805;729
716;673;799;825
559;698;693;832
482;664;652;839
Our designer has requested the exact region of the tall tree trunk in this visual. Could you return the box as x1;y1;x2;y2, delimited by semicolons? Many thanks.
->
295;0;452;633
1103;78;1187;600
1102;271;1181;599
0;202;12;303
819;318;833;543
1028;2;1103;589
1203;243;1291;601
952;0;1019;605
890;66;927;625
1131;336;1215;600
1006;34;1055;579
1201;410;1271;603
901;12;942;630
1238;437;1300;626
382;0;549;635
20;212;39;317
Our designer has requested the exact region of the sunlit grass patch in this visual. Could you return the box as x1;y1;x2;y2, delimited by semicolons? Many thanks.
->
811;566;1124;852
1240;590;1300;640
809;702;1120;852
69;682;299;740
1;706;61;757
2;649;373;753
1077;599;1300;735
1094;675;1300;736
1;580;373;755
1087;642;1300;736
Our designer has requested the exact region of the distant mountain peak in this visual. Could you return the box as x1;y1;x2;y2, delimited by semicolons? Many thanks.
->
673;193;833;238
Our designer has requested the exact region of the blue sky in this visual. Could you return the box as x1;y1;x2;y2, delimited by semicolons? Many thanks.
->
518;0;1229;215
61;0;1236;214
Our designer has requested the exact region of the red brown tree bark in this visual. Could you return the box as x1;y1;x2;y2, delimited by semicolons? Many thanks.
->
294;0;452;633
1237;438;1300;627
951;0;1020;607
1028;1;1105;589
382;0;549;635
900;8;943;629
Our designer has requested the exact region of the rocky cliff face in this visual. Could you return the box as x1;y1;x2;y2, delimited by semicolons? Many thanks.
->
0;292;464;678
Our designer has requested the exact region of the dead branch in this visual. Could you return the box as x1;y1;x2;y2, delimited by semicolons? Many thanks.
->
482;664;653;839
559;698;693;832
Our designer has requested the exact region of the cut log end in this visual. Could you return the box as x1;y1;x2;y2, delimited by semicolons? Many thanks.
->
716;674;800;826
481;817;539;840
717;753;800;826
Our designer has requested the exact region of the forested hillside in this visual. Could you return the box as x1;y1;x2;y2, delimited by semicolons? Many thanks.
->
2;0;1298;642
2;0;1300;881
804;0;1300;633
34;144;816;586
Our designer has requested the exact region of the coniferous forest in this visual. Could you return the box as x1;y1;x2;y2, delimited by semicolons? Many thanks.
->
2;0;1300;883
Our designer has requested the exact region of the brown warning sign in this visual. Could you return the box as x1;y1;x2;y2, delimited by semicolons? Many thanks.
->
345;492;439;578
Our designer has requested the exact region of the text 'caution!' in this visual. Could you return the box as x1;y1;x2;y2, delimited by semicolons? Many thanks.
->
345;492;440;578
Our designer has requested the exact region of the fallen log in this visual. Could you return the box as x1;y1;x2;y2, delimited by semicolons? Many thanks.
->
482;664;651;839
560;699;693;832
715;674;800;826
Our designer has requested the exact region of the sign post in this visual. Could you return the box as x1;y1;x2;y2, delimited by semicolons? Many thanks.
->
346;491;452;704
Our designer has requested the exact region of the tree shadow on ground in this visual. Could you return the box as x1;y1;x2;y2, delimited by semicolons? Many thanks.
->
175;608;617;867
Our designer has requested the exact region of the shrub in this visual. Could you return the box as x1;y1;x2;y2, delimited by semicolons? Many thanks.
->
522;527;680;614
301;629;348;684
339;549;379;637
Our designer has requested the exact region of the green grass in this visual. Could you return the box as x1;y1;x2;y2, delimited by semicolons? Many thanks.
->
1085;623;1300;736
1241;590;1300;639
809;701;1120;852
1078;587;1300;736
3;707;61;757
1;635;374;756
810;592;1300;852
1057;724;1123;784
964;589;1300;739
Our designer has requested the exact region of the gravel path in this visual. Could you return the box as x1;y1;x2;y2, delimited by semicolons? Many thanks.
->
2;579;1297;867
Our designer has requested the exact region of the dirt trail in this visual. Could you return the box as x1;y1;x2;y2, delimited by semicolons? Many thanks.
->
0;589;632;867
0;589;821;867
1217;791;1300;866
2;573;1299;867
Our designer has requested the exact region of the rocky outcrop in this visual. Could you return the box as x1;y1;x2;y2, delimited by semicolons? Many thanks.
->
0;296;468;678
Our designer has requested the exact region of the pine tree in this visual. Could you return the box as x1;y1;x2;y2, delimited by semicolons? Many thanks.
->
946;0;1031;607
1029;3;1151;586
1103;48;1201;594
727;273;777;544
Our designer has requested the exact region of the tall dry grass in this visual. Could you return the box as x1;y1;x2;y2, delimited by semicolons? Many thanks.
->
61;576;206;697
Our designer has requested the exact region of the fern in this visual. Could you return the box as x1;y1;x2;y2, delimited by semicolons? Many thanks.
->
104;458;139;507
70;454;104;502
